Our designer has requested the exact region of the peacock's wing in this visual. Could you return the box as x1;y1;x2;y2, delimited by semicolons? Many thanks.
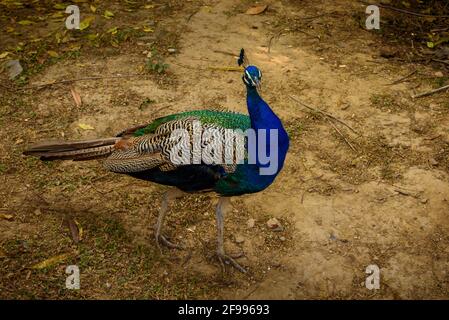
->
103;110;251;175
132;110;251;136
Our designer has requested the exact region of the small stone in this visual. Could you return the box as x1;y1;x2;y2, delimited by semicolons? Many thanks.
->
421;198;428;204
279;236;286;242
267;217;283;231
435;71;444;77
429;158;438;166
247;218;255;228
167;48;176;53
33;208;41;216
235;235;245;244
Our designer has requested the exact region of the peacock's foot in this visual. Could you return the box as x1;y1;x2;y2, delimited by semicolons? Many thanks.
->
217;251;247;274
155;233;184;251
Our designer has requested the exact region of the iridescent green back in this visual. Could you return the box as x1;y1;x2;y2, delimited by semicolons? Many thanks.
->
133;110;251;136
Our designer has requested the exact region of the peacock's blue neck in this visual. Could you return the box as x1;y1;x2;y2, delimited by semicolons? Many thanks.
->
246;87;277;129
245;86;289;177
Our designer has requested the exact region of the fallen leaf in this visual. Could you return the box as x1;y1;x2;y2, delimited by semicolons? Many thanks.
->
86;33;99;41
79;20;90;31
0;52;10;59
51;12;64;19
110;39;119;47
70;87;82;107
75;219;83;241
6;26;14;33
103;10;114;19
69;44;81;51
53;3;66;9
0;213;13;221
90;4;96;13
79;16;95;31
202;5;211;13
31;253;70;270
107;27;118;34
47;50;59;58
18;20;35;25
65;218;80;243
144;4;155;9
245;4;268;15
143;26;154;32
78;123;94;130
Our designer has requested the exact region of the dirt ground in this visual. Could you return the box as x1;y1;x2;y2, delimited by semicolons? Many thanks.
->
1;0;448;299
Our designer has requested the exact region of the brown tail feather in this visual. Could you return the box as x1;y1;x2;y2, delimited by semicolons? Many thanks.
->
23;138;120;161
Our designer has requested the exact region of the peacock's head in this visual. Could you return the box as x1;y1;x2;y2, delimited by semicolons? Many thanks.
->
242;65;262;91
238;48;262;91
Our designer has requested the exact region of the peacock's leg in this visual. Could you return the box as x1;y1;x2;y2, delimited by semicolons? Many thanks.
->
215;197;247;273
154;189;185;251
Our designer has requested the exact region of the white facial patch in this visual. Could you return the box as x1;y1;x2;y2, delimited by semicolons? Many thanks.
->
245;70;256;86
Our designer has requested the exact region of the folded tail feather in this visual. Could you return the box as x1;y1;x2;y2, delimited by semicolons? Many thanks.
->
23;137;120;161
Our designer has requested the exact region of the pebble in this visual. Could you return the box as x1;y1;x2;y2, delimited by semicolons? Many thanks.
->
235;235;245;244
267;217;283;231
167;48;176;53
247;218;255;228
429;158;438;166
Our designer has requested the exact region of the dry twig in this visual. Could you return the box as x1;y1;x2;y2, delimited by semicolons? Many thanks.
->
386;69;417;85
327;119;358;152
359;1;449;18
19;74;144;91
412;84;449;98
289;95;359;135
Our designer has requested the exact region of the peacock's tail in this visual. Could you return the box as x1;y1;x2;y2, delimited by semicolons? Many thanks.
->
23;137;121;161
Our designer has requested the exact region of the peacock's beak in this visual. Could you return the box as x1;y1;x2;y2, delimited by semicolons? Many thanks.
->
255;79;262;92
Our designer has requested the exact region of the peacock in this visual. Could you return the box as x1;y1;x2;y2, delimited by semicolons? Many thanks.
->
23;49;290;273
